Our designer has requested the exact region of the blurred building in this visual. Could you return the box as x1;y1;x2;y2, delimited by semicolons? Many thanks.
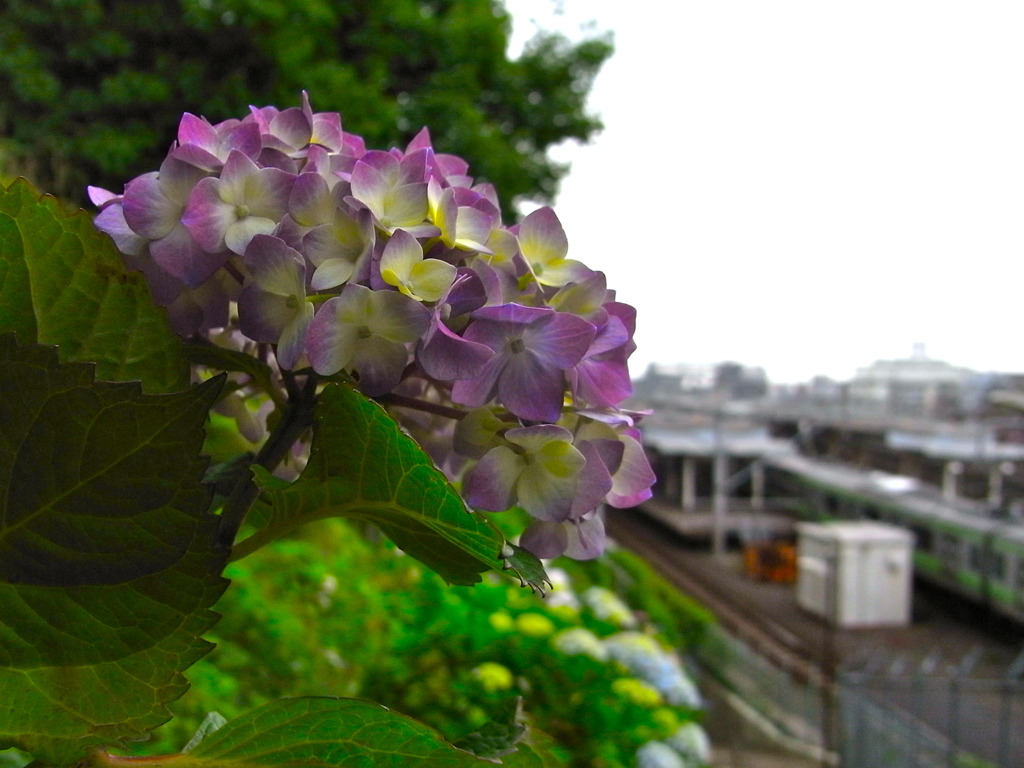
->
847;344;973;419
632;361;767;406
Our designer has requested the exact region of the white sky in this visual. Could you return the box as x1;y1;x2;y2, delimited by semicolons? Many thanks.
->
505;1;1024;383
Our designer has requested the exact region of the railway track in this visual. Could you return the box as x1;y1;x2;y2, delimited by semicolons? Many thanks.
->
606;509;834;687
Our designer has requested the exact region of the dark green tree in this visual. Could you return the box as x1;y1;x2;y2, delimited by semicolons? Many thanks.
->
0;0;611;212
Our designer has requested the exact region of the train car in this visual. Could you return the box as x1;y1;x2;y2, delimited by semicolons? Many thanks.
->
763;453;1024;623
984;524;1024;622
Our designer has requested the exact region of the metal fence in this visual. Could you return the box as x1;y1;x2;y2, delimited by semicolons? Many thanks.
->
696;628;1024;768
839;648;1024;768
696;623;830;756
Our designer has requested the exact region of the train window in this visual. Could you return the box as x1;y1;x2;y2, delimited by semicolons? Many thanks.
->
987;551;1007;583
937;533;960;564
968;544;982;573
911;526;933;550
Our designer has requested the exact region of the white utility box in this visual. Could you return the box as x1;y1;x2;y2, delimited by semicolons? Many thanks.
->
796;521;913;627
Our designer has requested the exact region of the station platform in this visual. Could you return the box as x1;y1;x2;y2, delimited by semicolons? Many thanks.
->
637;497;796;543
605;506;1024;768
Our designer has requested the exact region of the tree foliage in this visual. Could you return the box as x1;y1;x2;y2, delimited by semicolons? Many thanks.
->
0;0;611;210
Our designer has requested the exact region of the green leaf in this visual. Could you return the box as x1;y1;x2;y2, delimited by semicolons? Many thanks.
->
0;177;187;393
453;698;527;760
496;727;568;768
181;712;227;753
0;336;227;765
201;451;256;497
181;343;275;390
0;748;31;768
237;383;504;585
500;543;552;596
142;697;509;767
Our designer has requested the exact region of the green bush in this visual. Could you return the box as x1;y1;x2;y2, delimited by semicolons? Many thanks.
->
143;519;712;768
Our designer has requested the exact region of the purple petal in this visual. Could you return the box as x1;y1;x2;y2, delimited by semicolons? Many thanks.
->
305;298;359;375
588;314;630;356
246;167;296;219
563;514;606;560
606;434;656;508
158;154;209;203
217;150;261;200
289;172;334;227
351;337;412;396
222;121;263;159
310;258;356;291
523;312;596;370
463;446;522;511
405;127;433;154
364;288;431;343
120;246;185;306
519;520;568;559
350;152;398;208
276;302;314;370
417;319;495;381
123;173;178;239
574;354;633;407
182;177;235;252
516;466;578;522
238;285;293;342
605;301;638;357
256;147;301;173
450;352;505;409
437;152;470;180
307;94;344;151
177;112;217;149
165;274;233;336
455;206;494;251
150;222;227;287
586;437;627;477
171;143;224;172
445;269;487;317
569;441;616;519
550;271;609;319
94;203;147;256
243;234;305;296
398;148;430;185
517;206;568;261
225;215;278;256
165;292;203;336
88;186;119;208
382;182;429;228
303;207;375;272
269;107;312;151
471;302;551;327
496;352;566;423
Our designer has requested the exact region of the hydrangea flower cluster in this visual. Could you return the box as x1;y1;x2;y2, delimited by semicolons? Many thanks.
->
581;585;640;628
637;739;703;768
89;94;655;560
551;627;609;660
636;722;711;768
603;632;703;709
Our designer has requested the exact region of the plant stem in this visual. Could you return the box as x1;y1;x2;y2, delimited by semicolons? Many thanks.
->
86;753;184;768
375;392;467;421
216;374;318;552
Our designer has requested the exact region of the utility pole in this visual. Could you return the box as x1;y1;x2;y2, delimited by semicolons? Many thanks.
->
712;410;728;556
